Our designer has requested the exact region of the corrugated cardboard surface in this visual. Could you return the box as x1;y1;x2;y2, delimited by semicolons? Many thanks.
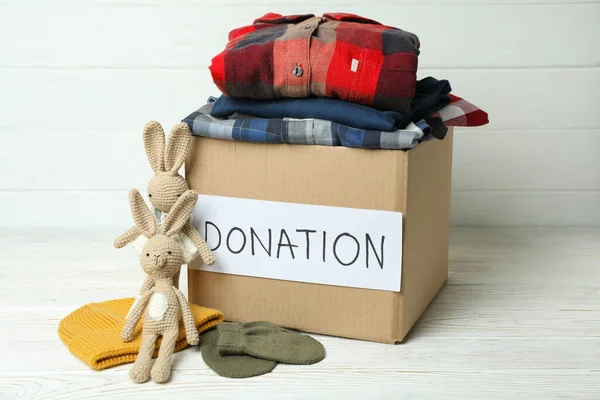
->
400;131;453;338
186;131;452;343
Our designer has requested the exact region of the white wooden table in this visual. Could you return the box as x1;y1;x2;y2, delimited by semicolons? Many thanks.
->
1;227;598;399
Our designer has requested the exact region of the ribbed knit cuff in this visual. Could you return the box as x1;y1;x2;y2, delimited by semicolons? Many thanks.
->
217;322;246;355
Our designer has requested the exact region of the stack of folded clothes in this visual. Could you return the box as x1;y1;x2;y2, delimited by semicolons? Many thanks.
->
183;13;488;150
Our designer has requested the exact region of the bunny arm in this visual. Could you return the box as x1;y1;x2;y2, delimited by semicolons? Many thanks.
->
139;269;181;294
114;226;142;249
172;269;181;290
181;222;215;265
173;288;199;346
139;276;155;294
121;289;154;342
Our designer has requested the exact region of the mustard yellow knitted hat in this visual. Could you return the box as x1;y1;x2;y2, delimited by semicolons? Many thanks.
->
58;297;223;370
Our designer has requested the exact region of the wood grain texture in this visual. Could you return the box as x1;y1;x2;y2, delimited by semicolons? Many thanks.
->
0;130;150;191
0;227;598;399
453;129;600;191
451;191;600;226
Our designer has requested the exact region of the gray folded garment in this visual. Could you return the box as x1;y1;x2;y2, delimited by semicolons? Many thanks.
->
182;102;430;150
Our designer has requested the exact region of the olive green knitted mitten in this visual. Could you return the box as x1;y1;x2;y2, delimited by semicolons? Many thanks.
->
217;321;326;365
200;328;276;379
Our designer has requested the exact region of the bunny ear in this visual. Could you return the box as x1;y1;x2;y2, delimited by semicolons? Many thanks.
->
128;189;157;239
162;189;197;237
164;122;191;173
143;121;166;173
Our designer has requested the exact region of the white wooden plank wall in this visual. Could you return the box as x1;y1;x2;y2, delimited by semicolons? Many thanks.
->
0;0;599;227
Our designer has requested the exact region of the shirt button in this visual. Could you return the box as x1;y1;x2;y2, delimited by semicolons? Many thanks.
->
304;25;312;30
292;65;303;77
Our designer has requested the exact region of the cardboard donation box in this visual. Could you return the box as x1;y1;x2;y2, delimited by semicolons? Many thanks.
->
186;129;453;344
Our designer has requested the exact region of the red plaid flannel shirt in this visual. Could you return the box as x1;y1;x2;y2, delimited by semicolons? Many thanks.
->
210;13;420;112
436;94;489;127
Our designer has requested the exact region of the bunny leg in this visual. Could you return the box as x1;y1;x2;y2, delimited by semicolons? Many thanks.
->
129;333;157;383
151;330;178;383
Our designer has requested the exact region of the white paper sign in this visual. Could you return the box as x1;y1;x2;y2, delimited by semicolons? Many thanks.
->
191;195;403;292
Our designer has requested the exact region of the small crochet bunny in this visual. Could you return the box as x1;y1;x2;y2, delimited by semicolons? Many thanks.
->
114;121;215;292
121;188;200;384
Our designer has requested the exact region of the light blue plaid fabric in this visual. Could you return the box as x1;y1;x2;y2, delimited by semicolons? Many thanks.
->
183;102;431;150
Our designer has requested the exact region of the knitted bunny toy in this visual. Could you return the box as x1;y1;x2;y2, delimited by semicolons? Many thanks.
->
114;121;215;292
121;188;200;384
